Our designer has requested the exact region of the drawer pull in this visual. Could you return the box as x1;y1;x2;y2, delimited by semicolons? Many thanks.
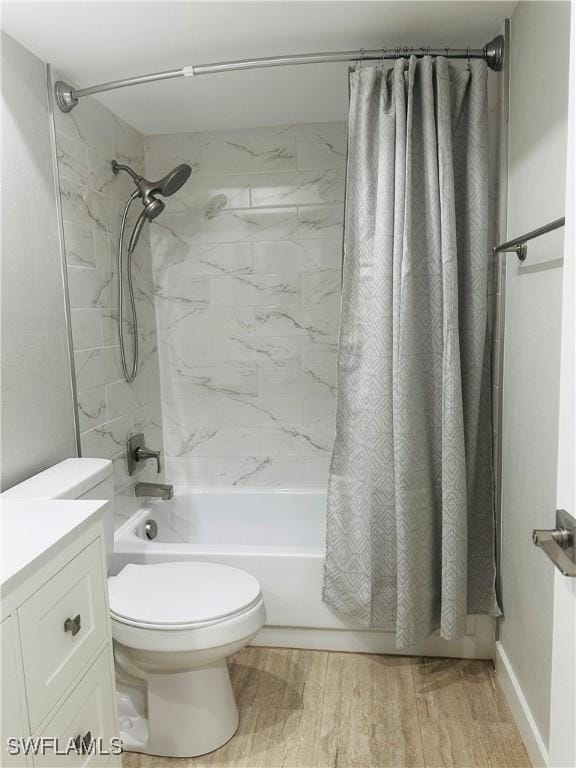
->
64;614;82;636
74;731;92;754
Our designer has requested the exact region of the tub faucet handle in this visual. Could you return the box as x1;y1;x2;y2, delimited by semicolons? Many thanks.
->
127;433;162;475
135;446;161;473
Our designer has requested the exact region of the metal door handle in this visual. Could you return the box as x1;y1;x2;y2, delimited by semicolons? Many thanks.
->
64;614;82;636
533;509;576;577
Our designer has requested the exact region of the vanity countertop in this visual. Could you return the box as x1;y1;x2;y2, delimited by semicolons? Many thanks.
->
0;498;106;594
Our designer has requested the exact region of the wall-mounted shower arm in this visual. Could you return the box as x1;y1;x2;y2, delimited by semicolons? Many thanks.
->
55;36;504;112
112;160;140;183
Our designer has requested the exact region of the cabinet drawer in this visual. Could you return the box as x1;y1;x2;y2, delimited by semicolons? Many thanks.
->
19;540;108;729
34;649;119;767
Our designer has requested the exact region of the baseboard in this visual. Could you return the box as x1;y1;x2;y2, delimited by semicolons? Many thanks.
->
252;619;494;659
495;642;549;767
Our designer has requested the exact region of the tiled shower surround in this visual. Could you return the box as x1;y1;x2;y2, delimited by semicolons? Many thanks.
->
53;82;164;499
144;124;347;486
54;85;500;495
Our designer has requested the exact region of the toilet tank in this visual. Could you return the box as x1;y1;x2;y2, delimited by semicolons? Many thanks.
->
2;459;115;564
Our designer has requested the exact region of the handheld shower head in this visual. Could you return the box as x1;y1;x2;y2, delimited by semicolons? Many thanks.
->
142;196;165;221
128;204;161;253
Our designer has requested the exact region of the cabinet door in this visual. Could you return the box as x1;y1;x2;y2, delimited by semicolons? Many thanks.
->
34;649;119;768
1;617;30;767
18;540;108;729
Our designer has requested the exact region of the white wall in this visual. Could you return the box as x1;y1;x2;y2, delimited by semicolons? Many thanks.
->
1;32;77;489
499;1;571;754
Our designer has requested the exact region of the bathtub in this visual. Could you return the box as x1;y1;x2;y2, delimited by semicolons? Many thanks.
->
112;487;493;658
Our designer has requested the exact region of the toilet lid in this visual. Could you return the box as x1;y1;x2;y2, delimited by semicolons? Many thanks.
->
108;561;262;627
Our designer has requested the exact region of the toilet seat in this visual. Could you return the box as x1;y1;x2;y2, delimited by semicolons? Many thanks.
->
109;561;262;630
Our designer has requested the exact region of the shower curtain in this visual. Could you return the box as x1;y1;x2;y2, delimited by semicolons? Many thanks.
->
323;56;501;648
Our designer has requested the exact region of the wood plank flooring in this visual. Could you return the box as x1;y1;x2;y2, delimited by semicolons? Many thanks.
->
122;648;531;768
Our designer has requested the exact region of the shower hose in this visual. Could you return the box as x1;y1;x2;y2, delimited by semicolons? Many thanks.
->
117;191;141;383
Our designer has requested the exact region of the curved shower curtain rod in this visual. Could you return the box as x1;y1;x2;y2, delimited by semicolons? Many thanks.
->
55;35;504;113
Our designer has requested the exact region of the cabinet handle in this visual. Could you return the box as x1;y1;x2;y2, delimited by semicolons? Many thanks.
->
64;614;82;636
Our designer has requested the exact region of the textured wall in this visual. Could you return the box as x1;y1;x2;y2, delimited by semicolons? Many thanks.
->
500;1;570;749
52;77;164;507
1;33;77;490
145;123;346;487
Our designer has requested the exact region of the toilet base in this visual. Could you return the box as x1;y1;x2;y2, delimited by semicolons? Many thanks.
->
118;659;240;757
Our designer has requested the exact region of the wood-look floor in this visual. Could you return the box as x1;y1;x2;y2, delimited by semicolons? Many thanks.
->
122;647;531;768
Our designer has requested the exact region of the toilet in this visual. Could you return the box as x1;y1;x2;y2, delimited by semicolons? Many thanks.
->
2;458;266;758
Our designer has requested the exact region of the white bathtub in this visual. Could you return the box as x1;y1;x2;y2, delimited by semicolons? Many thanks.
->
112;487;493;658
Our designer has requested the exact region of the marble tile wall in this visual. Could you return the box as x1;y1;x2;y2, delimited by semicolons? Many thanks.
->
144;123;347;487
52;79;164;511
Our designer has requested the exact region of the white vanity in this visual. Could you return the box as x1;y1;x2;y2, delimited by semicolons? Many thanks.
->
1;497;120;767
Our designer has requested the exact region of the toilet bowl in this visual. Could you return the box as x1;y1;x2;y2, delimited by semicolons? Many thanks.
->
109;561;266;757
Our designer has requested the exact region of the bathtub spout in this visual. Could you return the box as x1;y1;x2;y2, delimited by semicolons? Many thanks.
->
135;482;174;500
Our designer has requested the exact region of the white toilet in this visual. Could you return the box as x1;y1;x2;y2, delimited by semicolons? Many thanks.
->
3;458;266;758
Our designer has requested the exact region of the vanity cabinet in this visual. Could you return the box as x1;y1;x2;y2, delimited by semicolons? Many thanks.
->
1;616;29;766
1;501;121;768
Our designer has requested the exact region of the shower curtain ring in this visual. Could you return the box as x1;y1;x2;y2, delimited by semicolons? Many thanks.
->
377;48;387;70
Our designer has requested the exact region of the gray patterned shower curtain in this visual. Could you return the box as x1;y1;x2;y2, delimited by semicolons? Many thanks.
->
323;56;501;648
